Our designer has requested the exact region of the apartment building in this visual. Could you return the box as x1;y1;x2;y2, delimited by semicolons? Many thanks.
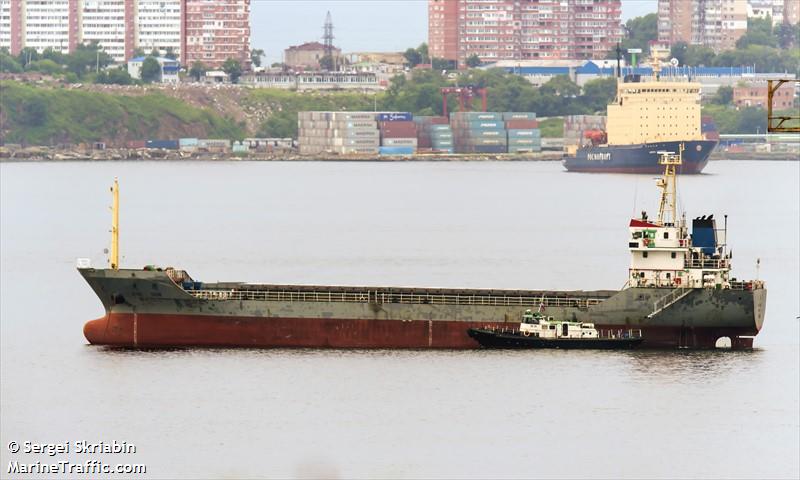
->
428;0;622;65
1;0;250;66
183;0;250;69
658;0;748;52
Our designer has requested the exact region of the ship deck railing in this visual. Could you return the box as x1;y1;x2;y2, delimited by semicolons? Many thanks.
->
185;288;607;309
729;280;765;291
685;259;728;269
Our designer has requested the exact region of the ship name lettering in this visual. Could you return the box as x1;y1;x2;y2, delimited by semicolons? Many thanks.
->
587;152;611;161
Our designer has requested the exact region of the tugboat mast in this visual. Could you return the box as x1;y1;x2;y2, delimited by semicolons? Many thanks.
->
110;178;119;270
656;143;684;226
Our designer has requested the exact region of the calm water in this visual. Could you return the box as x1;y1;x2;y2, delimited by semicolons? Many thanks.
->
1;160;798;479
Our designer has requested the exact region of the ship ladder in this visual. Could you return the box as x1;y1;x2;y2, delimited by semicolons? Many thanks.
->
647;286;694;319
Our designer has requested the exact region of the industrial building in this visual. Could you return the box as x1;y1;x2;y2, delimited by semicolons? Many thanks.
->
283;42;341;70
240;71;381;91
127;56;181;83
0;0;250;67
428;0;623;65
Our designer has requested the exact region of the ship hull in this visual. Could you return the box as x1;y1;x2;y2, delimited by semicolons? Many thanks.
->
562;140;717;174
79;268;766;350
84;312;757;350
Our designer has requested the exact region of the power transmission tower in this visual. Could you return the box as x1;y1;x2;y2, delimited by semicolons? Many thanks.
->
323;11;335;71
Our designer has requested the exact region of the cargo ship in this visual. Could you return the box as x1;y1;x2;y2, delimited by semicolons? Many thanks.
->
79;154;765;350
563;52;717;174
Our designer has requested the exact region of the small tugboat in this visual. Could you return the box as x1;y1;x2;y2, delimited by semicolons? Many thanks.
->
467;309;643;349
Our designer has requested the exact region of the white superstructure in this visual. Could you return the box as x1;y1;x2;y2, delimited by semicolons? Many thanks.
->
627;146;733;290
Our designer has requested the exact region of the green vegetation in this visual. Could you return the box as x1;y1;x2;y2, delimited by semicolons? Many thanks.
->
189;62;208;81
222;58;243;83
247;68;617;138
250;48;265;68
668;17;799;72
140;57;161;83
0;81;244;145
246;88;376;138
538;117;564;138
610;14;658;59
701;104;799;134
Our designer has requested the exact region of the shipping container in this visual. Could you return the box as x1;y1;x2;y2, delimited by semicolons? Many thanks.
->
429;124;452;132
379;146;415;155
377;112;413;122
507;129;541;138
450;112;502;121
502;112;537;121
146;140;178;150
505;120;539;129
458;145;507;154
198;139;231;148
381;138;418;147
508;146;542;153
126;140;146;149
460;129;506;137
179;138;199;147
507;138;541;146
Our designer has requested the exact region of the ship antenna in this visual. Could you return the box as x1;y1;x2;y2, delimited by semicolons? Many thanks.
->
110;178;119;270
656;143;683;225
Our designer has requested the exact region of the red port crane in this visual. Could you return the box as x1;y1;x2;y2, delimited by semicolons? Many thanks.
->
440;85;488;117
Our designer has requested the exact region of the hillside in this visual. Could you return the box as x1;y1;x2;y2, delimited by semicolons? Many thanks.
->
0;81;245;145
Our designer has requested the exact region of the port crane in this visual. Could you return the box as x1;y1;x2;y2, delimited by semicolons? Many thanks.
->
767;80;800;133
440;85;488;117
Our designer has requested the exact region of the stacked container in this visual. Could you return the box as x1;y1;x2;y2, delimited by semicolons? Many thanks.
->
450;112;506;154
179;138;198;152
378;112;416;156
564;115;606;147
298;111;380;155
414;116;452;153
701;115;720;141
503;112;541;153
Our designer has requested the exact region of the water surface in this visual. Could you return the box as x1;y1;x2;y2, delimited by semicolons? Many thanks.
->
1;160;798;478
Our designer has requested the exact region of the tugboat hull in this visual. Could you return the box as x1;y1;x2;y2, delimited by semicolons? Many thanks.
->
467;328;643;349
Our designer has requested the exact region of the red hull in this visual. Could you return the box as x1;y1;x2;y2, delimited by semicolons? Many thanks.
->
84;313;754;349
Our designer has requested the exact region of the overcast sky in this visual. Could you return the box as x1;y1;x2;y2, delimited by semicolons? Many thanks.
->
252;0;658;64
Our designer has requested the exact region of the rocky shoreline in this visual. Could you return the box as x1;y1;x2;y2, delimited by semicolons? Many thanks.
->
0;146;564;162
1;146;797;163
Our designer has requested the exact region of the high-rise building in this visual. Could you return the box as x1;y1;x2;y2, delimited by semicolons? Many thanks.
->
136;0;183;59
184;0;250;69
658;0;748;52
784;0;799;25
80;0;133;61
427;0;622;65
1;0;250;67
428;0;458;62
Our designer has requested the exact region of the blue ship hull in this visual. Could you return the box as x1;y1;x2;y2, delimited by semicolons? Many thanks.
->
563;140;717;174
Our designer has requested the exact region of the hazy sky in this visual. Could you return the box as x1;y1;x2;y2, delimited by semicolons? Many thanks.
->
252;0;658;64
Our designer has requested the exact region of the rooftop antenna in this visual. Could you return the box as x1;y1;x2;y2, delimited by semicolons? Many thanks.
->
323;11;335;71
109;178;120;270
615;42;622;78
